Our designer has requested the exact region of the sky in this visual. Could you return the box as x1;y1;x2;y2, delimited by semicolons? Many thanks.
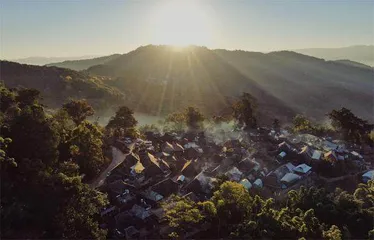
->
1;0;373;59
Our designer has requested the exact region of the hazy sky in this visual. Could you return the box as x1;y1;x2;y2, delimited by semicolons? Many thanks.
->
1;0;373;59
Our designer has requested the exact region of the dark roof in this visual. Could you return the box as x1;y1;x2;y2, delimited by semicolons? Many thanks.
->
107;180;135;195
183;178;203;193
151;178;179;197
181;160;198;177
238;158;256;172
124;153;140;168
183;192;200;202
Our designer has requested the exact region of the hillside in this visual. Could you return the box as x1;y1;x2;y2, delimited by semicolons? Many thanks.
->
87;45;373;122
215;50;373;121
46;54;121;71
87;45;296;123
294;45;374;66
0;61;125;112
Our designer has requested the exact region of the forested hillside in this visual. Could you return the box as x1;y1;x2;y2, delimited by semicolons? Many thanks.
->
0;61;125;112
86;45;373;122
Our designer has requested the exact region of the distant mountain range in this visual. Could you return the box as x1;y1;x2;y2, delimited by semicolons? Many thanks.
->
293;45;374;67
46;54;121;71
1;45;373;123
8;55;100;66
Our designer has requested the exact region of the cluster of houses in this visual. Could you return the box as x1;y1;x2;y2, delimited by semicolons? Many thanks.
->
98;128;373;239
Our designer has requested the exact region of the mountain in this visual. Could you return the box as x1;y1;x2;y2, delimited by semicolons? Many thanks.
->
333;60;373;70
0;61;125;112
8;56;100;66
86;45;373;122
293;45;374;66
46;54;121;71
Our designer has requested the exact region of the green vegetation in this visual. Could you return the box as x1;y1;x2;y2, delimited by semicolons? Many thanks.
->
164;106;205;131
106;106;138;139
0;84;110;238
0;61;125;112
292;114;334;136
232;92;257;129
328;107;374;143
163;181;374;239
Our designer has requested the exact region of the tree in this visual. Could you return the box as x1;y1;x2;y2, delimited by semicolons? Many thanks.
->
185;106;205;129
323;225;342;240
68;121;106;179
292;114;313;133
272;118;280;131
232;92;257;129
63;99;95;126
16;88;41;108
0;83;16;112
328;108;373;143
163;195;205;236
106;106;138;138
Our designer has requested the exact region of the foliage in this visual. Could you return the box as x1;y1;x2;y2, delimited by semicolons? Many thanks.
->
163;195;205;235
184;106;205;129
106;106;138;138
323;225;342;240
164;106;205;131
328;107;373;143
138;124;161;134
164;181;374;239
63;99;95;125
232;92;257;129
0;85;108;239
272;118;280;131
68;121;106;179
292;114;314;133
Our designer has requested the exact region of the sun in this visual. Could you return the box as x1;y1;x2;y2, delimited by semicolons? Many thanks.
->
149;0;213;47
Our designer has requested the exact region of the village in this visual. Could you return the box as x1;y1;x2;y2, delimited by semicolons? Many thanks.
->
97;126;374;239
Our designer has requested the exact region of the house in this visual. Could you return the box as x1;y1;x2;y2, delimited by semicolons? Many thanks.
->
268;163;295;180
239;178;252;190
181;160;198;177
183;192;200;202
173;143;185;152
278;141;292;152
311;150;322;161
100;206;117;217
184;172;215;194
107;180;136;198
151;178;179;197
238;158;259;173
124;226;140;239
351;151;363;160
186;147;202;159
362;170;374;183
280;173;301;188
112;153;140;175
177;175;186;183
293;163;312;175
203;164;221;177
253;179;263;188
142;153;168;178
142;190;164;202
130;204;151;220
299;146;314;158
225;167;243;182
162;142;175;153
278;151;287;159
324;151;338;162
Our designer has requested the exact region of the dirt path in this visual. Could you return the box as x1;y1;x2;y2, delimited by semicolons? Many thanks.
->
90;145;133;188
